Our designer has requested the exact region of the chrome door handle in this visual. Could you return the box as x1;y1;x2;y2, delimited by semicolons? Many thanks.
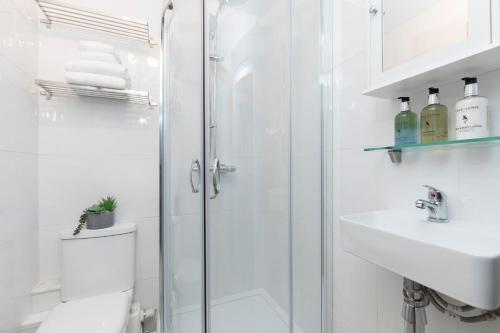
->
190;159;201;193
209;163;237;173
210;158;221;199
220;164;236;173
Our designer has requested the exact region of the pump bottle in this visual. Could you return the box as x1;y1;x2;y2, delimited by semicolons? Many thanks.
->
421;87;448;143
455;77;489;140
395;97;418;145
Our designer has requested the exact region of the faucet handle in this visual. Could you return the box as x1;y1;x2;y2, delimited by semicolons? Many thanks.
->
423;185;444;203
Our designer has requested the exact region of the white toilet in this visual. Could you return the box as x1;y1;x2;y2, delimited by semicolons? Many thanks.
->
37;223;137;333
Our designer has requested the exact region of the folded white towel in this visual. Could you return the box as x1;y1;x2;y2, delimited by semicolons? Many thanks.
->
65;60;129;79
80;51;121;64
65;72;130;90
80;41;115;54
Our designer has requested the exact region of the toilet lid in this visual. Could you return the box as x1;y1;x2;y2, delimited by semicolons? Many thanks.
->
37;291;131;333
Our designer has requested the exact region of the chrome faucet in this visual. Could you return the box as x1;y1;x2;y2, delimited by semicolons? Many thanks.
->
415;185;448;223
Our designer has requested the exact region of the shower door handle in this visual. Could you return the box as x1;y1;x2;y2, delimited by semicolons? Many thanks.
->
210;158;221;199
190;159;201;193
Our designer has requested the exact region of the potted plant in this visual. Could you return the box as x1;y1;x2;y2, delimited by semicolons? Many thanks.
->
73;196;118;236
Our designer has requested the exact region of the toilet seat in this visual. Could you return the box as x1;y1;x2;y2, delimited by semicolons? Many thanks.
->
36;291;132;333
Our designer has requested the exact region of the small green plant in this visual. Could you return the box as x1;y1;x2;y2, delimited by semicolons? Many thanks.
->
73;196;118;236
99;196;118;212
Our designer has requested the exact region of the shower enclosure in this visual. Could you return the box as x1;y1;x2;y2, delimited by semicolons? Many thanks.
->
160;0;326;332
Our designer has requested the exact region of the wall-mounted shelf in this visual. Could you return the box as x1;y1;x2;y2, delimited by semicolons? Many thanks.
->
365;136;500;163
36;79;158;107
35;0;157;47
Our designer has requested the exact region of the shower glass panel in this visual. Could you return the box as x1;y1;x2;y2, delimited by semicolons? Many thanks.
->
205;1;292;333
161;1;205;333
161;0;324;333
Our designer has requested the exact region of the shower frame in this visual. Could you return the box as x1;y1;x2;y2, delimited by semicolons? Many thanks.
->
159;1;330;332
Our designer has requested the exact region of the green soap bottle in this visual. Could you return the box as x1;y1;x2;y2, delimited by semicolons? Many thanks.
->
421;87;448;143
395;97;418;145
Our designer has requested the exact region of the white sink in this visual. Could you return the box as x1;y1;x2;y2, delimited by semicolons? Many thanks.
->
340;210;500;310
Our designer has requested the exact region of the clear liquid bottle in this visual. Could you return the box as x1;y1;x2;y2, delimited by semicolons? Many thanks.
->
395;97;418;146
421;87;448;144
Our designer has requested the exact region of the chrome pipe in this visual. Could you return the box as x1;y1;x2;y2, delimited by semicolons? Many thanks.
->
402;279;429;333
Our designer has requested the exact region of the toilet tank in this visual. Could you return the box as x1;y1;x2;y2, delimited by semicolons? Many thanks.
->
60;223;136;302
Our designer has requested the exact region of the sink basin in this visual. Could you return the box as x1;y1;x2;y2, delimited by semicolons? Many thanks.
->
340;210;500;310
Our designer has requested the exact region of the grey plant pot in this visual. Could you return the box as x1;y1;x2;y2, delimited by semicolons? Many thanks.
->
86;211;115;230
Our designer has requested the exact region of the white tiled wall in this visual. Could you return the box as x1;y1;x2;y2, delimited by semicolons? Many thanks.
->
330;1;500;332
0;0;39;331
36;0;163;309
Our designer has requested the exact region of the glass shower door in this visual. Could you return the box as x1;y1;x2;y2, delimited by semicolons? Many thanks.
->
204;1;293;333
161;1;205;333
162;1;324;333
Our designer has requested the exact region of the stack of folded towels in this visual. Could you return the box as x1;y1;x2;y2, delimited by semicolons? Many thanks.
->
65;41;131;90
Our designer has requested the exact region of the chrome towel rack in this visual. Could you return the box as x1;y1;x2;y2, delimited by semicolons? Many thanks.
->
35;80;158;108
35;0;157;47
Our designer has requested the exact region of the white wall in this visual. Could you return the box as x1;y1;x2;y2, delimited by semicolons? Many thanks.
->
331;0;500;332
36;0;162;308
0;0;39;331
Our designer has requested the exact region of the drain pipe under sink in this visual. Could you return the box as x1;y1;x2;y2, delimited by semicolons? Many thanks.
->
402;279;429;333
400;278;500;331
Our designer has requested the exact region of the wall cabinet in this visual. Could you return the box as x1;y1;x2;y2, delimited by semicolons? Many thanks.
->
365;0;500;99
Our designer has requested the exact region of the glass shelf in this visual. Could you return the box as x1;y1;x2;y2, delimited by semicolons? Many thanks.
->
364;136;500;163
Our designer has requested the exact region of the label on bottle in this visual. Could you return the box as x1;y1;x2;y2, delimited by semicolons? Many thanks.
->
421;107;448;143
396;128;418;145
395;112;418;145
455;98;489;140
